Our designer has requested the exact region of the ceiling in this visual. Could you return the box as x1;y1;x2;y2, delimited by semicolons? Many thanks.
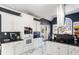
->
65;4;79;15
1;4;57;21
1;4;79;21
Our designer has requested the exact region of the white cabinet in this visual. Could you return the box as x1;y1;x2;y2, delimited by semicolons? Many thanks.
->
1;41;25;55
45;41;59;55
45;41;79;55
33;20;41;32
45;41;69;55
37;22;41;32
14;41;25;55
69;46;79;55
1;12;14;32
33;38;44;48
58;44;69;55
2;43;14;55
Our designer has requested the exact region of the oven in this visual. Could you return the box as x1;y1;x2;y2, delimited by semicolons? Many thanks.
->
24;27;33;44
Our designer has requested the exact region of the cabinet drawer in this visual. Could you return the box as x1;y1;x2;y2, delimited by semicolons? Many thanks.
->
2;43;14;55
69;46;79;55
14;41;24;54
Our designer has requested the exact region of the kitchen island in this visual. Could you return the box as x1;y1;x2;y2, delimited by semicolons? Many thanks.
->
45;40;79;55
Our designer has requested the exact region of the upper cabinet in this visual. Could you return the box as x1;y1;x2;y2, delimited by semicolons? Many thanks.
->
1;11;15;32
14;13;34;32
0;8;34;32
33;20;41;32
0;11;22;32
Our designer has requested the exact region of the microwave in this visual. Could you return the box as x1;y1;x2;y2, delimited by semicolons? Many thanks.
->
24;27;32;34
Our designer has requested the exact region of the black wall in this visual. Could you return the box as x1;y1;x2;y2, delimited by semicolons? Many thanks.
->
51;12;79;25
51;17;57;24
51;12;79;23
40;18;51;25
0;32;20;42
66;12;79;22
50;17;57;40
0;15;1;32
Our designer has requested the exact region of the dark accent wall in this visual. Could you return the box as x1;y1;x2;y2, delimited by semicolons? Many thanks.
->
40;18;51;25
0;7;21;16
66;12;79;22
51;17;57;38
50;22;52;41
51;17;57;24
0;32;20;42
0;15;1;32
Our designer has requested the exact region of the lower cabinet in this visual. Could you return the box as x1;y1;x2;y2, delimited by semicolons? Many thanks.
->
58;44;69;55
2;43;15;55
14;41;25;55
45;41;79;55
2;41;34;55
33;38;44;48
69;46;79;55
45;41;59;55
2;41;25;55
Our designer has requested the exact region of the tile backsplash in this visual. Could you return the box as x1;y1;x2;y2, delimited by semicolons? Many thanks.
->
0;32;20;42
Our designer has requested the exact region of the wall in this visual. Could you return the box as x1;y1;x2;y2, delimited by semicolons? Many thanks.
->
0;15;1;32
51;17;57;39
66;12;79;22
66;12;79;34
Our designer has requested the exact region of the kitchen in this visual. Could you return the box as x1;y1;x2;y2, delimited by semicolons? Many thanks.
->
0;4;79;55
0;5;51;55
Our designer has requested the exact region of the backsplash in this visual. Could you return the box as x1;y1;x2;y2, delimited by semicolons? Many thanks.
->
0;32;20;43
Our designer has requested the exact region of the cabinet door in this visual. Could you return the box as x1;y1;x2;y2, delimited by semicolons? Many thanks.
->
33;20;41;32
58;44;69;55
69;46;79;55
45;42;69;55
14;41;25;55
45;42;59;55
2;43;14;55
1;12;15;32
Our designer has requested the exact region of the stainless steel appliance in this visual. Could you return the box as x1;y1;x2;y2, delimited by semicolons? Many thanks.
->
24;27;33;44
24;27;32;34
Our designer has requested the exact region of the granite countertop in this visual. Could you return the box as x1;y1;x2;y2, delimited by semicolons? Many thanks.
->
1;39;23;44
